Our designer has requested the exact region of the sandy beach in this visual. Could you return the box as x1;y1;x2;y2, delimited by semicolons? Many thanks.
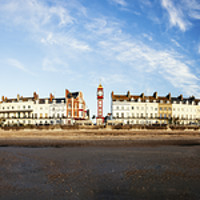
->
0;129;200;199
0;129;200;147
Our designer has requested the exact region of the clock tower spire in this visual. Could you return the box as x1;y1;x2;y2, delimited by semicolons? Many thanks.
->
96;83;104;125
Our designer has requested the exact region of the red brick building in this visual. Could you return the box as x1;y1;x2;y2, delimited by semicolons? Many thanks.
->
65;89;87;120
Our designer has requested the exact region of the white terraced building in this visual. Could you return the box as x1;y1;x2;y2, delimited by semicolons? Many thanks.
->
0;90;88;126
111;91;200;125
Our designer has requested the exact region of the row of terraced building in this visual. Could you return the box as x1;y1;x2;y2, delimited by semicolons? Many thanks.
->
111;91;200;125
0;89;88;126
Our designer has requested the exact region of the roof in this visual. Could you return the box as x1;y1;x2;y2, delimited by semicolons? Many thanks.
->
98;84;103;88
67;92;79;99
111;91;200;104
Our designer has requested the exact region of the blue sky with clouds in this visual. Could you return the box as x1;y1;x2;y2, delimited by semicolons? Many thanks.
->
0;0;200;117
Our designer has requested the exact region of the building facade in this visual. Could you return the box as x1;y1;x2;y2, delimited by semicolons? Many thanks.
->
111;91;200;125
0;89;88;126
65;89;87;121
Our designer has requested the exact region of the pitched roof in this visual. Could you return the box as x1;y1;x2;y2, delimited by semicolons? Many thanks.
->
111;91;200;104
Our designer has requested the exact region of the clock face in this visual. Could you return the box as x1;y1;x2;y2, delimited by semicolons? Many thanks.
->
98;90;103;96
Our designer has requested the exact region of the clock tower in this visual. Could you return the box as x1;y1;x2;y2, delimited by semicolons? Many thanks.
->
96;83;104;125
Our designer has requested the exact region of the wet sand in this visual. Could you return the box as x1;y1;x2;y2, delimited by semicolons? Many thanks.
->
0;143;200;199
0;130;200;199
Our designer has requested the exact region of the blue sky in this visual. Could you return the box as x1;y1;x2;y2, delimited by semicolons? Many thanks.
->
0;0;200;117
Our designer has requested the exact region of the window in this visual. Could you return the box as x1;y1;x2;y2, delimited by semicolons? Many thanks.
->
68;104;72;109
116;106;119;110
116;113;119;118
132;106;134;110
160;107;162;111
121;113;124;118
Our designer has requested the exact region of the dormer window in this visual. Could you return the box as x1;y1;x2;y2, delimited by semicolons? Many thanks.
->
160;100;163;103
145;99;149;103
173;101;176;104
131;97;134;101
138;98;141;102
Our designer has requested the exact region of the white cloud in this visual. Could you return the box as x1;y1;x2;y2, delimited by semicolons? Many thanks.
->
98;35;199;96
0;0;75;28
0;0;199;97
143;33;153;41
171;39;181;48
41;32;91;51
6;58;35;76
161;0;191;31
183;0;200;19
42;57;71;73
161;0;200;31
198;44;200;54
7;58;26;71
110;0;127;7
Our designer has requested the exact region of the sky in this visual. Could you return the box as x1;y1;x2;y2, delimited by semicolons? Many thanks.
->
0;0;200;117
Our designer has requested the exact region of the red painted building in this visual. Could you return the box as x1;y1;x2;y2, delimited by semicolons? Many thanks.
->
96;84;104;125
65;89;87;120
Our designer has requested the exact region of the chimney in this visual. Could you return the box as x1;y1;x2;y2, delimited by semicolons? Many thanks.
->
127;91;130;98
190;96;195;100
153;92;158;99
33;92;39;100
2;96;4;102
141;93;144;99
179;94;183;101
50;93;54;102
166;93;171;100
65;89;70;98
17;94;20;101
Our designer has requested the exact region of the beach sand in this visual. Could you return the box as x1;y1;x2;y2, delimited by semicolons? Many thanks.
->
0;129;200;199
